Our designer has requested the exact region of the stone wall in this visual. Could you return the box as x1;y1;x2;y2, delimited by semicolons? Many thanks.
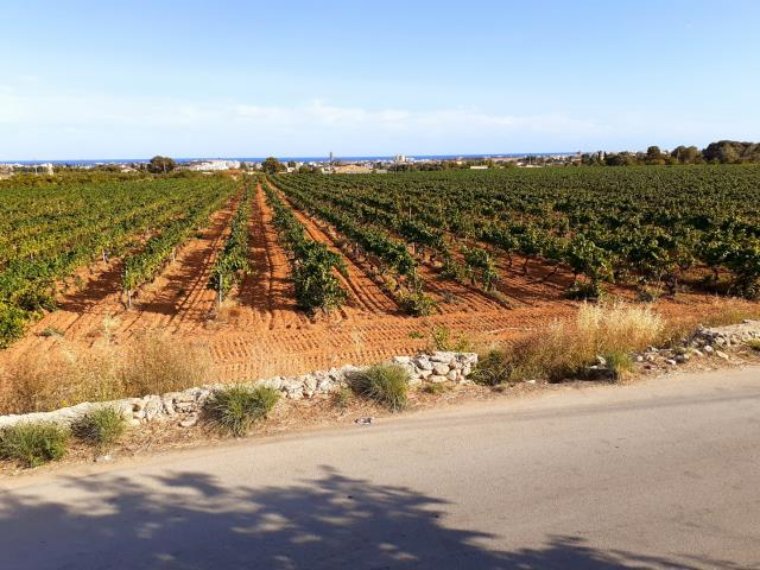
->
0;352;478;430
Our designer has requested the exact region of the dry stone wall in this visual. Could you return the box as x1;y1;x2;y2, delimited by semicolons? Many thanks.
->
0;352;478;430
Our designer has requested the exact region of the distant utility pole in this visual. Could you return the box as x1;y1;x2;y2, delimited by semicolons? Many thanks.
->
329;151;334;174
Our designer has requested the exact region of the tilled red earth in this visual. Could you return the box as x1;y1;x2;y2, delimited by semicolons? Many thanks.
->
0;185;757;385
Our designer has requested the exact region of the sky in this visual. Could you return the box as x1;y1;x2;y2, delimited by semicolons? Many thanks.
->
1;0;759;160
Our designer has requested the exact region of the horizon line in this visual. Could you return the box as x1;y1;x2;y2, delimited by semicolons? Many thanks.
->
1;151;582;164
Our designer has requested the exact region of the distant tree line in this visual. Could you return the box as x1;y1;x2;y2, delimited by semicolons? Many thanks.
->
583;140;760;166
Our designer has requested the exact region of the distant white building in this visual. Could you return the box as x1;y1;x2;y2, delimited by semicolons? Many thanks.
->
187;160;241;172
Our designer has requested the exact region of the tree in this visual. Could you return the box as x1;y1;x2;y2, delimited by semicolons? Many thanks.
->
702;140;760;164
671;145;701;164
645;146;665;165
287;160;297;168
261;157;285;175
148;155;176;174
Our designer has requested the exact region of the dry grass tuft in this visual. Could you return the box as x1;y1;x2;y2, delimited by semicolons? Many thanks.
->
119;334;211;397
507;302;664;383
576;302;665;355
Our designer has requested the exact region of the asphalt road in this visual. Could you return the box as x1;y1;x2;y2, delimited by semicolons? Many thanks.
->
1;367;759;569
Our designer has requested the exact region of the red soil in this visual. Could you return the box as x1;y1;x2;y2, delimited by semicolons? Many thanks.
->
1;184;757;387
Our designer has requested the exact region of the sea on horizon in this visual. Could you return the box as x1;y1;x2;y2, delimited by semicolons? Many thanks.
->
3;152;574;166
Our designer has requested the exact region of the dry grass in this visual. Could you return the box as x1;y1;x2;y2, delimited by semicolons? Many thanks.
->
577;302;665;354
699;303;760;328
0;348;122;414
507;302;664;382
0;334;211;415
119;334;211;397
656;298;760;347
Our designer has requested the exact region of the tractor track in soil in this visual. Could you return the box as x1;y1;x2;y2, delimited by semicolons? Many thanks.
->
270;181;508;316
278;192;400;315
2;182;751;388
0;194;239;364
236;184;312;331
127;194;241;332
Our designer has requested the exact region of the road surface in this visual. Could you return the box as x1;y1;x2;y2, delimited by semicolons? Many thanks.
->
1;367;759;569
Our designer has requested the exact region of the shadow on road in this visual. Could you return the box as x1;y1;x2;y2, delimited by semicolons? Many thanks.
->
0;467;746;569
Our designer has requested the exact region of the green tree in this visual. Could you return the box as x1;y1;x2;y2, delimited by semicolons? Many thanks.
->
147;155;176;173
261;156;285;174
701;140;760;163
671;145;702;164
645;146;665;165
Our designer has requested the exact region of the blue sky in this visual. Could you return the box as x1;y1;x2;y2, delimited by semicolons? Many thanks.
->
1;0;759;159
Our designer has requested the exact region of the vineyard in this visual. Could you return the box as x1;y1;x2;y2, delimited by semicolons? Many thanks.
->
0;172;237;346
273;165;760;304
0;166;759;383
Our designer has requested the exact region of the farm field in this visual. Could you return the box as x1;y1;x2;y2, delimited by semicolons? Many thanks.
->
0;167;759;392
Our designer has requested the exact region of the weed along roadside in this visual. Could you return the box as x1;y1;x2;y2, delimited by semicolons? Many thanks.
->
1;306;759;473
0;350;477;471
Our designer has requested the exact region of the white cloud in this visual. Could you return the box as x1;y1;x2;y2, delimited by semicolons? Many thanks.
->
234;100;600;137
7;81;750;158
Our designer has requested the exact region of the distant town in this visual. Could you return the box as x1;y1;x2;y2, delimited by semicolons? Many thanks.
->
2;140;758;179
0;153;579;178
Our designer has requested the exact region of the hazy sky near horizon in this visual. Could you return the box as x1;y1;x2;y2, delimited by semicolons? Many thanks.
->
1;0;759;159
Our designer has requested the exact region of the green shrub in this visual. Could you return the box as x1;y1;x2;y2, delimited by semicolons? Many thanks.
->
422;382;448;395
603;350;634;380
441;256;466;281
40;326;64;338
350;364;409;412
0;303;28;349
746;339;760;352
0;422;69;468
398;291;436;316
332;386;353;411
430;325;471;352
565;280;604;301
72;407;126;451
471;350;512;386
293;253;347;313
205;385;279;437
15;283;57;312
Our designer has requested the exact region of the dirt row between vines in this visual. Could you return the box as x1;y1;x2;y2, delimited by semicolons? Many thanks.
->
279;193;400;315
0;193;238;368
274;184;517;316
2;184;757;388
